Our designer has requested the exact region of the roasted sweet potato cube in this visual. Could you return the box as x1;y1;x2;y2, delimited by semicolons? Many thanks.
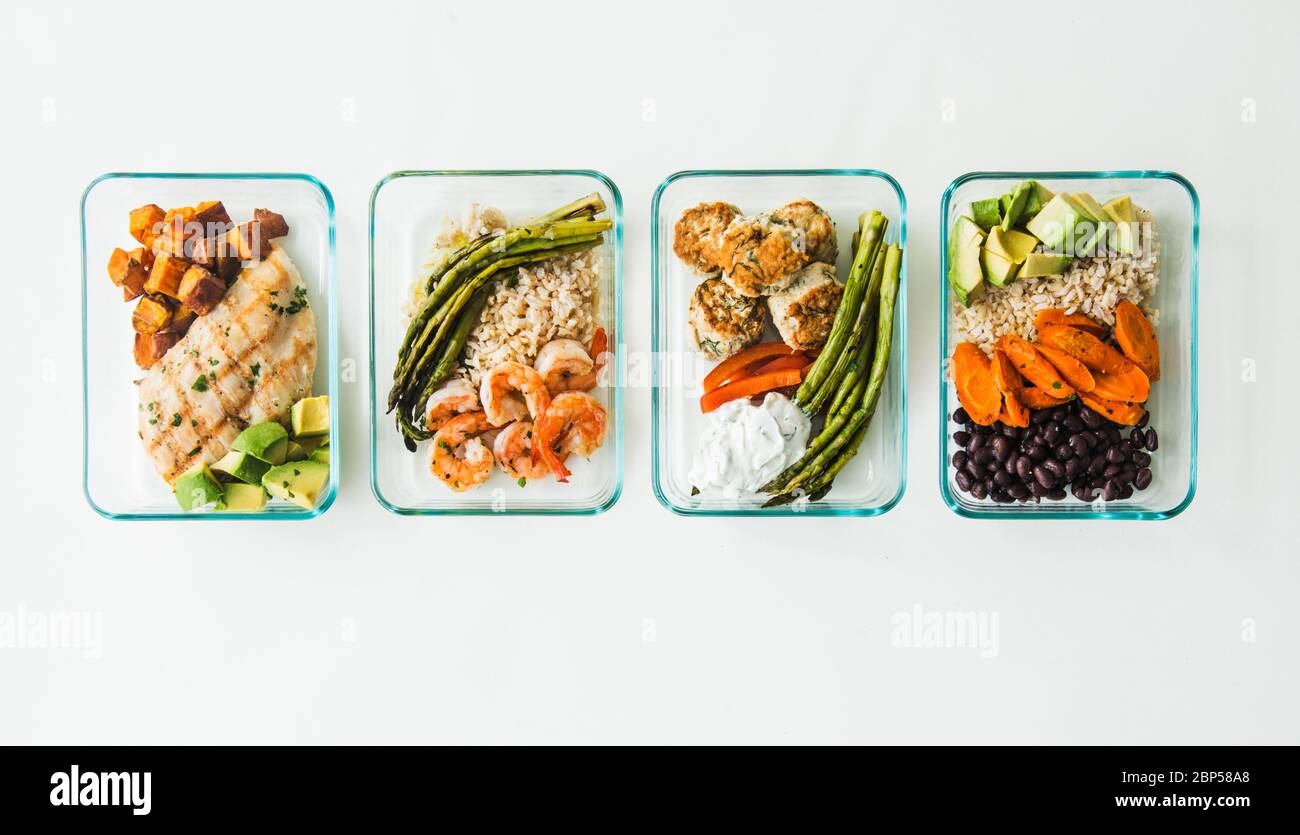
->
128;246;154;272
129;204;165;246
107;247;130;285
169;305;197;336
132;294;174;334
193;200;233;228
145;253;189;299
134;331;179;370
109;247;149;300
178;264;226;315
216;255;242;282
253;208;289;239
226;222;273;262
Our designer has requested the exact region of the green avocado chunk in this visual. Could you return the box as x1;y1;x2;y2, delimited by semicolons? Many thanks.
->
174;463;224;511
220;482;267;512
231;422;288;465
262;459;330;510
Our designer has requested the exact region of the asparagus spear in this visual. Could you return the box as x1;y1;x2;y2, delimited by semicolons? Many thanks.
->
802;239;888;415
794;212;886;409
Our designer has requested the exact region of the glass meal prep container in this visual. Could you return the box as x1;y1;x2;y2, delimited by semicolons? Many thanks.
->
81;172;339;520
652;169;908;517
939;171;1198;520
369;170;623;515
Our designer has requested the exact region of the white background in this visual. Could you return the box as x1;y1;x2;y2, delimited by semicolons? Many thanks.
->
1;0;1296;744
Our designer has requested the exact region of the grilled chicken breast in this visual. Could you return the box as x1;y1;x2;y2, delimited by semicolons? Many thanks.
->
137;246;317;484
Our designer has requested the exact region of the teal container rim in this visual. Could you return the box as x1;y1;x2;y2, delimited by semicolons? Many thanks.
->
650;168;908;517
367;169;624;516
937;170;1199;520
80;171;339;521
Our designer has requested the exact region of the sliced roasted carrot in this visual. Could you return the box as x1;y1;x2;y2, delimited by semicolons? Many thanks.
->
702;342;792;394
1033;342;1096;393
1079;391;1147;426
1019;386;1069;410
990;349;1030;427
1037;325;1134;375
1113;300;1160;381
700;367;804;413
996;334;1075;399
952;342;1002;426
1091;364;1151;404
1033;308;1109;338
751;352;808;376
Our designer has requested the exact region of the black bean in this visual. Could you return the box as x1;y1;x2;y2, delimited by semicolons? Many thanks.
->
1120;465;1137;483
1145;428;1158;451
970;481;988;500
1103;480;1120;502
1007;483;1029;500
1088;456;1106;476
1106;447;1125;464
1048;487;1067;501
976;423;996;434
994;470;1013;487
973;447;994;465
1064;457;1082;480
952;451;967;470
1069;435;1090;458
1029;444;1049;462
1030;481;1049;498
1119;440;1134;456
1034;465;1055;489
1073;483;1096;502
1103;463;1121;479
1130;428;1145;447
1119;484;1134;500
1131;451;1150;468
964;421;977;435
1092;476;1108;489
953;430;971;447
1054;443;1072;461
992;489;1013;504
1080;407;1103;429
1031;409;1052;425
1061;415;1081;432
1043;423;1061;445
965;460;983;480
953;407;970;424
1015;455;1033;481
1137;411;1150;429
992;436;1011;461
1135;468;1153;490
1001;423;1022;439
968;433;986;453
955;471;972;492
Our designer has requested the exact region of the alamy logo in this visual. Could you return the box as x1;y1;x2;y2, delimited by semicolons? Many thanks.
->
890;604;1000;659
50;766;150;815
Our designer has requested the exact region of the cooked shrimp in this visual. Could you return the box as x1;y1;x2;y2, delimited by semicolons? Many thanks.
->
425;377;480;432
537;328;610;393
430;411;495;492
493;420;550;482
480;361;551;427
532;391;608;482
536;338;594;394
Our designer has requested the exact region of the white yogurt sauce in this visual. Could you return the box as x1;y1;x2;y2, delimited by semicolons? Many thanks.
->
688;392;812;498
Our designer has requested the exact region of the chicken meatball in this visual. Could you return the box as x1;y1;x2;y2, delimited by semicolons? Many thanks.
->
766;262;844;352
772;199;837;264
717;213;810;297
688;277;767;360
673;201;741;274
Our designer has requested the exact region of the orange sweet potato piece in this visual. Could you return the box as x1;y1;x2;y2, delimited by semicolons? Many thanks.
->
129;204;165;246
1114;300;1160;381
1033;342;1096;393
1037;325;1134;375
1090;364;1151;404
169;306;197;337
133;331;179;370
1032;308;1109;338
1079;391;1147;426
177;264;226;315
253;208;289;239
952;342;1002;426
1019;387;1069;410
990;349;1030;427
145;253;189;299
131;294;173;334
996;334;1075;399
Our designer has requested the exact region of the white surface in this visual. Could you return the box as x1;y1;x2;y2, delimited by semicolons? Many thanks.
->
1;0;1296;745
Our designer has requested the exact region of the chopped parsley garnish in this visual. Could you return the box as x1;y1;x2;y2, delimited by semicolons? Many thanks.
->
208;358;219;366
517;477;527;488
187;446;201;457
284;286;309;315
191;375;208;392
171;413;183;427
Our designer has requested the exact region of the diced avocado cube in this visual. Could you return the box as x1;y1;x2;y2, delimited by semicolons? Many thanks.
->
947;216;986;306
220;482;267;512
1103;196;1137;254
231;421;288;465
1026;194;1087;252
174;463;224;511
309;447;330;465
285;440;308;462
981;246;1020;287
1071;192;1109;223
1020;252;1074;277
262;460;330;510
212;448;271;485
970;198;1002;231
1000;181;1032;231
985;227;1040;265
1029;180;1055;204
291;395;329;439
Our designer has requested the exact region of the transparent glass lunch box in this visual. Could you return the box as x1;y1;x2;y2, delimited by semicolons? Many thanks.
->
652;170;908;516
81;173;339;520
369;170;623;515
939;171;1198;520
